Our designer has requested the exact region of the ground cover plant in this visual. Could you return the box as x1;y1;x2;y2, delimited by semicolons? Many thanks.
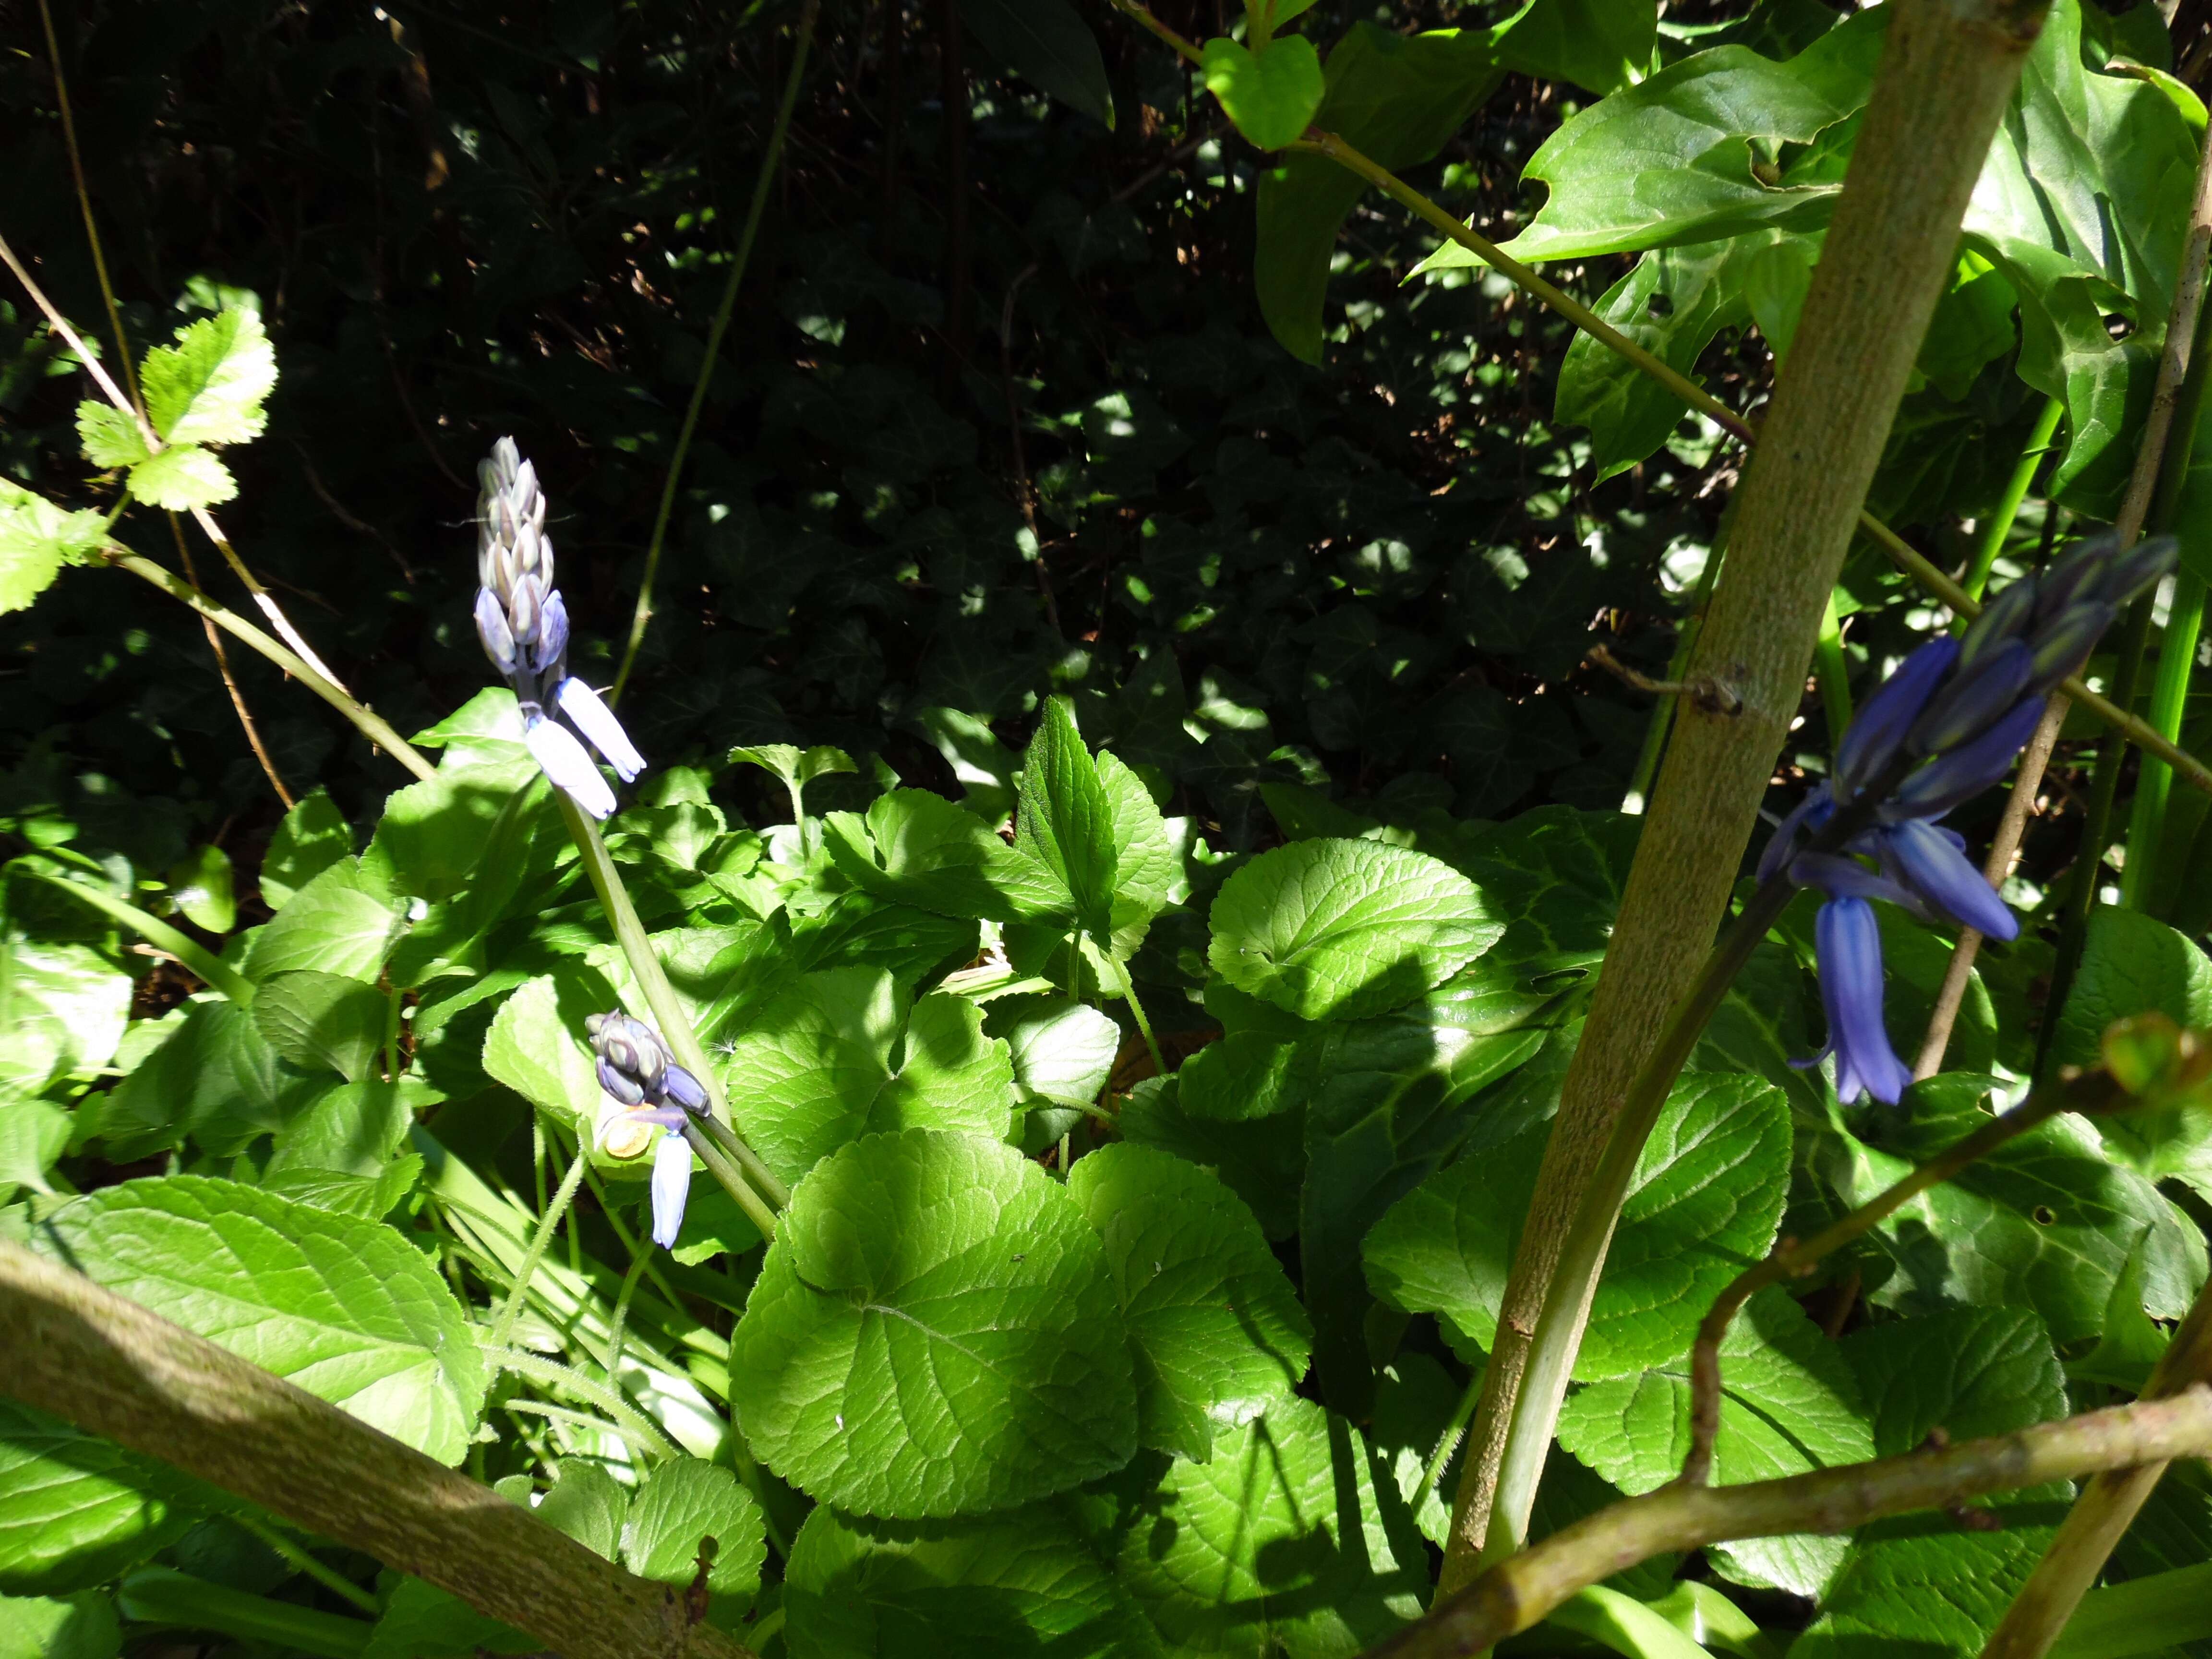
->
12;1;2212;1657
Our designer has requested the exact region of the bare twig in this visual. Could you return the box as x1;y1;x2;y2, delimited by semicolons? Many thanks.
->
1586;645;1743;715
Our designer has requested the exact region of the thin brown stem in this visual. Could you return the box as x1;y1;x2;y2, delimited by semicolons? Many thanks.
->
168;512;294;806
36;0;139;417
1363;1387;2212;1659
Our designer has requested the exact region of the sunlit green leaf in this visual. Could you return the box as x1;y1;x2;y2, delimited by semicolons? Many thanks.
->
0;482;104;616
141;307;277;447
1202;35;1326;154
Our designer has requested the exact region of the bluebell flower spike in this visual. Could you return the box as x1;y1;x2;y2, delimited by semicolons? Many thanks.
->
1955;576;2039;674
661;1064;709;1114
524;715;616;819
1882;818;2020;941
1834;637;1956;798
596;1057;646;1108
1908;638;2029;756
649;1130;692;1250
1814;898;1913;1106
2023;602;2114;699
1884;696;2047;822
1757;784;1833;883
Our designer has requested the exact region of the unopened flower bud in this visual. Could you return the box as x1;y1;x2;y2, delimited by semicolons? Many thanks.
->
1882;817;2017;940
475;587;517;679
2091;535;2178;609
1885;696;2046;821
597;1056;646;1107
1835;637;1958;797
2023;600;2114;697
1909;638;2030;755
1956;576;2039;675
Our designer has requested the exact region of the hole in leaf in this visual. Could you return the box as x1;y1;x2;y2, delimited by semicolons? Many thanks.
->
1647;292;1675;320
2032;1204;2057;1225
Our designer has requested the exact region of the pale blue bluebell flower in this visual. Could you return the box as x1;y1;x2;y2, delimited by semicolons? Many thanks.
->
1763;531;2177;1105
649;1130;693;1250
585;1011;709;1252
473;438;646;818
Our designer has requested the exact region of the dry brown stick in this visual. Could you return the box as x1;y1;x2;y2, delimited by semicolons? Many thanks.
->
167;512;295;806
1681;1081;2089;1487
1917;107;2212;1075
1438;0;2056;1587
0;1240;750;1659
1362;1386;2212;1659
1978;1243;2212;1657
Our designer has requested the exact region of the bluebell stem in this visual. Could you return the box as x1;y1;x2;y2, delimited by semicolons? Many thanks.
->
1763;531;2176;1105
474;438;647;817
586;1011;709;1250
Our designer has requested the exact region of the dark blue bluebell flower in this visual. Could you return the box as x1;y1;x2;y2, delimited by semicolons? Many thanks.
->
474;438;646;818
586;1010;709;1249
1762;531;2176;1106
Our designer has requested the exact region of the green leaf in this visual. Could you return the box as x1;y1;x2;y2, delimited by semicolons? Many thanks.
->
0;481;104;616
240;859;405;984
2052;907;2212;1186
621;1460;767;1607
729;1129;1137;1517
960;0;1114;129
729;743;855;794
261;789;356;911
822;788;1068;923
363;1578;535;1659
1419;11;1884;271
164;844;236;934
1084;1397;1426;1656
481;968;623;1146
1118;1076;1308;1241
74;403;148;470
1802;1073;2207;1346
722;967;1016;1187
1015;697;1119;945
362;749;543;904
1366;1072;1789;1379
35;1175;487;1464
99;997;329;1161
785;1503;1152;1659
988;995;1122;1107
534;1458;625;1558
2066;1242;2170;1394
1207;838;1503;1022
1493;0;1658;96
0;1401;194;1595
1792;1308;2069;1659
252;970;387;1082
1254;25;1502;362
0;1590;120;1659
0;937;132;1096
0;1101;71;1203
1455;803;1641;968
1202;35;1326;154
124;444;239;510
141;308;277;446
1068;1143;1312;1461
1177;1029;1309;1121
1556;1287;1872;1596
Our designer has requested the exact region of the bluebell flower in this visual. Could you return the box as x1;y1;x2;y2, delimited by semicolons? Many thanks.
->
1762;531;2176;1105
473;438;646;818
585;1010;709;1250
649;1130;692;1250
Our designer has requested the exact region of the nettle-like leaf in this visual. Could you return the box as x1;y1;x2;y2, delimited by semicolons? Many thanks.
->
620;1461;766;1607
784;1502;1151;1659
252;968;388;1082
1015;697;1120;945
1118;1075;1309;1242
97;996;330;1161
240;858;406;984
822;788;1067;923
1083;1396;1427;1657
0;1401;200;1595
1068;1143;1312;1461
142;307;277;446
1366;1071;1789;1379
721;967;1017;1188
481;966;630;1152
74;404;149;470
1201;35;1326;153
260;788;356;911
1207;837;1503;1022
729;1129;1138;1517
0;481;105;616
1557;1287;1872;1597
32;1176;486;1464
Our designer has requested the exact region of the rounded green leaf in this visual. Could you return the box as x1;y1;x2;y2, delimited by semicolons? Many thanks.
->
730;1129;1137;1517
165;844;237;935
1206;839;1503;1022
260;789;354;911
34;1176;486;1464
620;1461;766;1608
1067;1144;1311;1461
1201;35;1326;154
0;938;132;1097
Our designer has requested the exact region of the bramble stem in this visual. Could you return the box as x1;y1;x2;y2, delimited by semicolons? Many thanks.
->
613;0;821;703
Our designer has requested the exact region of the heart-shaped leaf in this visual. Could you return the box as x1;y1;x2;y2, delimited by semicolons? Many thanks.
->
1202;35;1325;153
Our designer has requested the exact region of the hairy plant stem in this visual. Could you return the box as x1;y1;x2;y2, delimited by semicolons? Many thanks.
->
1365;1387;2212;1659
551;793;788;1228
490;1147;591;1351
613;0;820;703
0;1240;752;1659
491;1345;683;1462
1114;951;1167;1077
228;1511;381;1616
1962;397;2067;601
106;548;437;782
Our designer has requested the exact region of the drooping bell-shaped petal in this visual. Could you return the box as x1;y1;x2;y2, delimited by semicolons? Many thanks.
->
1758;781;1835;883
2023;601;2113;698
1835;637;1959;798
1881;817;2018;940
650;1129;692;1250
556;677;647;783
597;1056;647;1107
1956;576;2040;675
1884;696;2046;822
1909;638;2030;755
1788;851;1922;912
524;714;617;818
661;1063;709;1114
474;587;517;679
1815;897;1912;1106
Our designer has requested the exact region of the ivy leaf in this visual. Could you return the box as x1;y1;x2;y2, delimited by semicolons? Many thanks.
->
784;1503;1152;1659
1556;1287;1872;1596
33;1175;487;1464
74;404;148;470
123;445;238;511
722;968;1016;1188
1068;1144;1312;1462
0;1401;195;1595
240;859;406;984
822;788;1068;923
252;970;388;1082
620;1461;766;1608
141;308;277;446
1084;1397;1426;1657
729;1129;1137;1517
0;481;104;616
1366;1072;1789;1380
260;789;356;912
1792;1308;2069;1659
1202;35;1326;154
959;0;1115;129
1015;697;1119;946
1208;838;1503;1022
